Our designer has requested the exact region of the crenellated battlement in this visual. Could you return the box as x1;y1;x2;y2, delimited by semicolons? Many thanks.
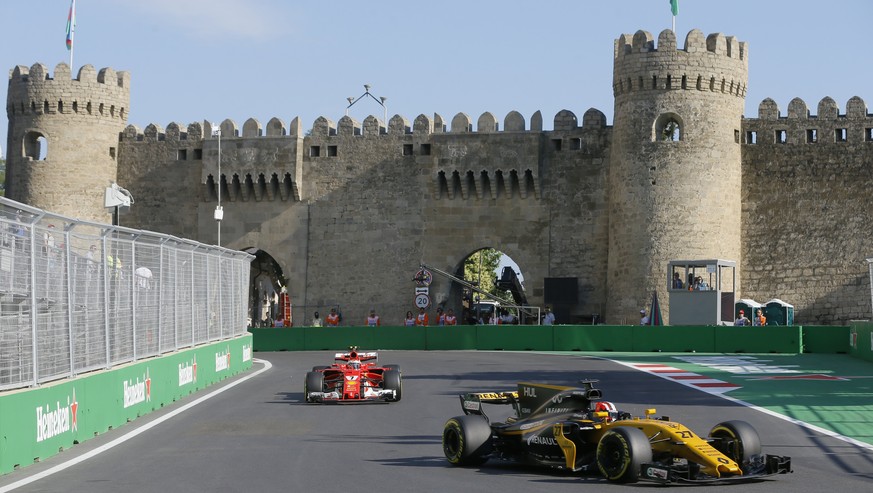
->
743;96;873;145
6;62;130;123
613;29;748;99
119;108;608;143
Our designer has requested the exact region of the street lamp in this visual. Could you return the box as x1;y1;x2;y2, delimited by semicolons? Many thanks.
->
211;124;223;246
345;84;388;128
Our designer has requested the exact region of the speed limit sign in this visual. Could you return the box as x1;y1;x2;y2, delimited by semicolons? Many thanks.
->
414;293;430;309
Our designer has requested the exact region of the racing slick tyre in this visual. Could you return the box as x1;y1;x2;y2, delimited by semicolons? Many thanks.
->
304;371;324;403
708;420;762;465
383;369;402;401
596;426;652;483
311;365;329;372
383;364;401;372
443;415;493;466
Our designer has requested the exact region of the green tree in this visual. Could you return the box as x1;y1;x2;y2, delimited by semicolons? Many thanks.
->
0;158;5;196
464;248;510;301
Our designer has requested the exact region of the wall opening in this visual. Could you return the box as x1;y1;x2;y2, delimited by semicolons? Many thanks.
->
23;131;48;160
654;113;683;142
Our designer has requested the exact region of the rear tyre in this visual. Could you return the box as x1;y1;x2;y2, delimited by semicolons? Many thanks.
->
383;370;402;401
443;415;493;466
596;426;652;483
708;420;762;465
304;371;324;403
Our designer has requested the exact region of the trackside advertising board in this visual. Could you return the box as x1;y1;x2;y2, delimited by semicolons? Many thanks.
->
0;334;253;475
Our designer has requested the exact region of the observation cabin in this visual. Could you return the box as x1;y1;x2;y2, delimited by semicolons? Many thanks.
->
667;259;737;325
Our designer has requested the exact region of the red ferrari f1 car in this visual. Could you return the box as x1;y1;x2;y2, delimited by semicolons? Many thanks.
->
443;380;791;484
304;348;402;403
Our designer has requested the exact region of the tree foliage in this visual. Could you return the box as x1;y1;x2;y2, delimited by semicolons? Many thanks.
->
463;248;510;301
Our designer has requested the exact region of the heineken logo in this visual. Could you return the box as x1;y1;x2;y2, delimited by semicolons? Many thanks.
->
123;369;152;408
36;388;78;442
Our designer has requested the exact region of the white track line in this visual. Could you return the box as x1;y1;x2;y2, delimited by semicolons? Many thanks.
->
0;358;273;492
606;357;873;452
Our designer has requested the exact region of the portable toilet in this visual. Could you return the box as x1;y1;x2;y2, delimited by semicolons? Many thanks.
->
735;299;761;322
764;299;794;326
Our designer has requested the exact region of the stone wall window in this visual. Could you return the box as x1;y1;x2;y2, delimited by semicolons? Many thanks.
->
734;130;740;144
177;149;187;161
654;113;683;142
745;131;757;144
866;128;873;142
402;144;413;156
570;138;582;150
775;130;786;144
194;149;203;160
310;146;320;157
806;129;817;143
109;147;116;160
835;128;847;142
328;145;338;157
24;131;48;160
551;139;562;151
420;143;431;155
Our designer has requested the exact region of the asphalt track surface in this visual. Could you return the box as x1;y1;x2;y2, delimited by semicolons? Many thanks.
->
1;351;871;492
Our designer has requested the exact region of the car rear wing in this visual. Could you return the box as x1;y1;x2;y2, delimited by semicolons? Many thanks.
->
334;350;378;362
459;391;520;419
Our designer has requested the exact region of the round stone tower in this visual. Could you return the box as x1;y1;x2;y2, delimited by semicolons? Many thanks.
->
5;62;130;222
607;29;748;323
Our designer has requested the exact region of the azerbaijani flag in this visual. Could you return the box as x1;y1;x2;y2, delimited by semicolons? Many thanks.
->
670;0;679;16
65;0;76;51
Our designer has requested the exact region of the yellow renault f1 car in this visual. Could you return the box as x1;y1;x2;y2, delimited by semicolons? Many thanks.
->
442;381;791;484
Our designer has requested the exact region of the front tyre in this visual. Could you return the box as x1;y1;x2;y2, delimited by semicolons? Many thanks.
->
443;415;492;466
304;371;324;403
383;370;402;401
596;427;652;483
709;420;762;465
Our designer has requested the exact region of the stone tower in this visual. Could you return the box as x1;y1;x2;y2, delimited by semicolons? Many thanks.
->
607;29;748;322
5;63;130;222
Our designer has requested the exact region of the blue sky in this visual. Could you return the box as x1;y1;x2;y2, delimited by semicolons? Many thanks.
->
2;0;872;159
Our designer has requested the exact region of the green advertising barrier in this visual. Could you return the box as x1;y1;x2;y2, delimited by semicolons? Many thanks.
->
0;334;253;475
803;326;850;353
424;326;477;350
553;326;635;352
849;322;873;363
249;325;811;354
374;326;427;350
476;325;553;351
713;325;802;353
631;325;716;352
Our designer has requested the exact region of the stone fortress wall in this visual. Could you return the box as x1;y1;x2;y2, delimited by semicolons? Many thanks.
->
6;28;873;325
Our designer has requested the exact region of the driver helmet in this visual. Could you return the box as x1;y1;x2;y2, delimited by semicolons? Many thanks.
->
348;361;361;369
594;401;619;422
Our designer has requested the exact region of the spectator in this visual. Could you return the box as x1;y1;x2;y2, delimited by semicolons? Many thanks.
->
640;309;649;325
366;308;381;327
543;306;555;325
404;310;416;326
312;311;323;327
500;309;516;325
444;308;458;326
672;272;684;289
754;308;767;326
488;312;500;325
436;307;446;326
734;310;750;326
325;307;341;326
415;307;429;326
694;276;709;291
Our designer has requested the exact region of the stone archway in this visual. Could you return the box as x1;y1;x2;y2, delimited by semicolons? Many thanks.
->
245;248;286;327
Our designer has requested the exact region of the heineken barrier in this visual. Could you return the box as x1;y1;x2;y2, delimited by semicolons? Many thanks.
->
0;335;252;475
250;325;814;353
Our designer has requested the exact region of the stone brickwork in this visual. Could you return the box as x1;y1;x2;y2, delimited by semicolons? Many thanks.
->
5;63;129;223
6;28;873;326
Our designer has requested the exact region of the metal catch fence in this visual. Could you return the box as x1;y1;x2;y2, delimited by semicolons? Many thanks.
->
0;197;253;391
